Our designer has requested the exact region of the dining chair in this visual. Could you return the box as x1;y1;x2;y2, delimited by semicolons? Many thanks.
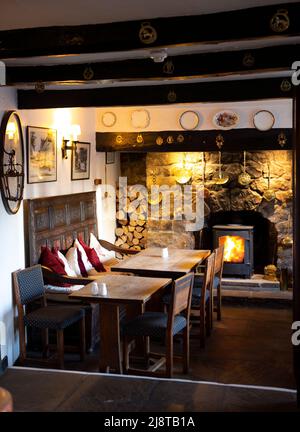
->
122;272;194;378
191;251;215;348
212;245;225;321
13;265;86;369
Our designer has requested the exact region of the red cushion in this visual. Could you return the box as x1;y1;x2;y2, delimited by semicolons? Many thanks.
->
78;238;106;273
76;248;88;277
38;246;71;287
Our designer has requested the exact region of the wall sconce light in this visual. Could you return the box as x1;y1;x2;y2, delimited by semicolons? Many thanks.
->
6;122;17;140
61;124;81;159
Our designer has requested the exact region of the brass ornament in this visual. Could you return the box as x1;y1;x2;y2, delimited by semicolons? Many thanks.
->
270;9;290;33
35;81;45;93
163;60;175;75
280;79;292;92
60;33;84;46
167;136;174;144
264;264;278;281
167;90;177;103
278;131;287;148
156;136;164;146
116;135;123;144
139;22;157;45
215;134;224;150
83;66;94;81
136;134;144;144
177;134;184;143
242;52;255;68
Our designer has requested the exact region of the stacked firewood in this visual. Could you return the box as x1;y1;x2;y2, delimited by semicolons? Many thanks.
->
115;191;147;252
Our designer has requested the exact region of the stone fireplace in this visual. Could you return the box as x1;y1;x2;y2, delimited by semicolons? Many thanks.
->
119;150;293;282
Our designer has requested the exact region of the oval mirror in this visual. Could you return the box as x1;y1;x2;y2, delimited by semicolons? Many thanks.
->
0;111;25;214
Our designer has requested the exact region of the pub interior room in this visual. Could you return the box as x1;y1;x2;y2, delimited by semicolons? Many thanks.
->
0;0;300;415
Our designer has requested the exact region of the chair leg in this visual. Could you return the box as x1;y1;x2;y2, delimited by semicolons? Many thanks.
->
165;335;173;378
217;285;222;321
42;329;49;358
18;322;27;365
79;317;86;362
210;290;214;330
199;306;206;348
123;336;129;373
57;329;65;369
182;325;190;374
206;302;211;337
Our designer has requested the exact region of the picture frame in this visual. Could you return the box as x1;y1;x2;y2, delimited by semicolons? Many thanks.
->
27;126;57;184
105;151;115;164
71;141;90;181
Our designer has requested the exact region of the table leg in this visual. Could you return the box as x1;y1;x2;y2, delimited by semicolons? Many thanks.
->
99;303;122;374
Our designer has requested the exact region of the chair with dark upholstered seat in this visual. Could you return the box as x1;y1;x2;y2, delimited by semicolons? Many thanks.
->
13;265;86;369
122;272;194;378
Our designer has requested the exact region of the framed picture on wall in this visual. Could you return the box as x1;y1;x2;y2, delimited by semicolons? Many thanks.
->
105;151;115;164
27;126;57;184
71;141;90;181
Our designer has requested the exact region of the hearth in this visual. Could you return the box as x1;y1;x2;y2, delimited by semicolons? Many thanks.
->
213;224;254;278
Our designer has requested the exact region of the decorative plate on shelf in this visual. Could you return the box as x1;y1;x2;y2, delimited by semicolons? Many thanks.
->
131;109;150;129
101;111;117;127
179;110;200;130
253;110;275;131
213;110;239;130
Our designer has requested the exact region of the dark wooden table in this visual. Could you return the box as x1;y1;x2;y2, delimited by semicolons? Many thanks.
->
111;247;210;279
69;274;171;374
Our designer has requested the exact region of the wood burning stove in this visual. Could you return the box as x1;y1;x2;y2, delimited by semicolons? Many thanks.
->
213;224;254;278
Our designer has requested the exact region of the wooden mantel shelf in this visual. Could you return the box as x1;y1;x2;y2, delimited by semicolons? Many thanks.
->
96;128;292;153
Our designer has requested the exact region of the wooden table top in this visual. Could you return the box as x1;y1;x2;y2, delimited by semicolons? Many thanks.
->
69;273;172;304
110;248;210;276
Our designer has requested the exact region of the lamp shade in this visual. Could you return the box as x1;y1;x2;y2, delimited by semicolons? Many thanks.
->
71;124;81;141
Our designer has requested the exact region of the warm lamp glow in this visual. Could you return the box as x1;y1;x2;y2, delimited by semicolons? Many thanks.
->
174;153;192;184
6;122;16;140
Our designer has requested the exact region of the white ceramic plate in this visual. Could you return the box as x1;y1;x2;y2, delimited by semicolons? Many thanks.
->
253;110;275;131
101;111;117;127
179;110;200;130
131;109;150;129
213;110;239;130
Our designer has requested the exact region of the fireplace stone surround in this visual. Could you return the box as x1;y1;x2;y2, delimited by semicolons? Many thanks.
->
119;150;293;283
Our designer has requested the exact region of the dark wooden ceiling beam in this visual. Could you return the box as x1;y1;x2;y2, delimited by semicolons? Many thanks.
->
17;77;295;109
0;3;299;58
6;44;300;85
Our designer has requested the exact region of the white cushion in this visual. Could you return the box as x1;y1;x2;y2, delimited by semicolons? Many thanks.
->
90;233;115;264
65;247;81;276
45;284;84;294
74;239;94;272
57;250;77;277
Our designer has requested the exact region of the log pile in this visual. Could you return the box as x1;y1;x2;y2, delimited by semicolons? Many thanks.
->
115;191;147;252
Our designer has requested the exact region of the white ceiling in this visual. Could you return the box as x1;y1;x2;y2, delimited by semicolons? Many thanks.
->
0;0;297;30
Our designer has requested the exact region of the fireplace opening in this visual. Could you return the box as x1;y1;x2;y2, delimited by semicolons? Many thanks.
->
198;210;278;275
219;235;245;264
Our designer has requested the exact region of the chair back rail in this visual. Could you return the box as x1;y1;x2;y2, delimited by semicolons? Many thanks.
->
200;252;215;308
168;272;194;333
214;245;224;275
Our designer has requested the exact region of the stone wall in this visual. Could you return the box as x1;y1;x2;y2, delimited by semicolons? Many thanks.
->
120;150;293;276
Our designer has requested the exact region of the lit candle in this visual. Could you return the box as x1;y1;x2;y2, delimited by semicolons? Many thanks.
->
162;247;169;258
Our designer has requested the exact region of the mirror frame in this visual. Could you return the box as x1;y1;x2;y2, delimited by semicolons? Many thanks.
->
0;111;25;215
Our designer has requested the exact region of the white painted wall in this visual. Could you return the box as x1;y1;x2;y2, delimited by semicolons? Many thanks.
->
96;99;293;132
0;88;24;365
0;99;119;366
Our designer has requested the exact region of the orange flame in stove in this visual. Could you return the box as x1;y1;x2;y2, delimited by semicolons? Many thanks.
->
219;235;245;263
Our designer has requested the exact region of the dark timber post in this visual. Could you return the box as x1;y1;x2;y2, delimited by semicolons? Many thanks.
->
293;88;300;406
